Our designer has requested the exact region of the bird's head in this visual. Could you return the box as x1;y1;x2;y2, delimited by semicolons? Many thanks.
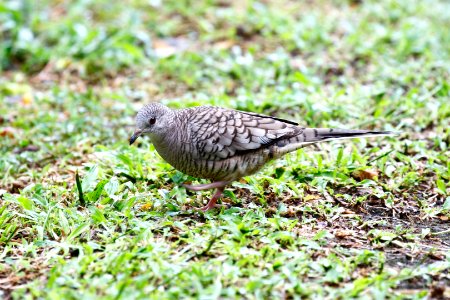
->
130;103;175;145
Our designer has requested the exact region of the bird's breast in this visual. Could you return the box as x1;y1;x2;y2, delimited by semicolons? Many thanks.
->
151;128;275;181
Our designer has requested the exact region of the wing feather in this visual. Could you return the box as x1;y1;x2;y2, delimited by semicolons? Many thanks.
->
188;107;302;160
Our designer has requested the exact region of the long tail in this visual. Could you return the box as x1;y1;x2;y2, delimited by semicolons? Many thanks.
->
277;128;396;155
303;128;395;143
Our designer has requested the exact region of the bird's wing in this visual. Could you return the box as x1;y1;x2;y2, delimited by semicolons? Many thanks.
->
188;107;302;160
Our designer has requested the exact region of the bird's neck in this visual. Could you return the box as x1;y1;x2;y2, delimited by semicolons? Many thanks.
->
149;121;183;165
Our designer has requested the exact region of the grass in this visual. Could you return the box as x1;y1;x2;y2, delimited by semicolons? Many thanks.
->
1;0;449;298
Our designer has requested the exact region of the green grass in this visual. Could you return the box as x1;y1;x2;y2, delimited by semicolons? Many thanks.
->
1;0;449;299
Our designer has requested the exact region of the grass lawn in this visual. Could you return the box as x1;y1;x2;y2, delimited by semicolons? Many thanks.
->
1;0;449;298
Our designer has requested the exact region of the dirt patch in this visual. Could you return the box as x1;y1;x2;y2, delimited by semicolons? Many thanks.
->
0;257;49;300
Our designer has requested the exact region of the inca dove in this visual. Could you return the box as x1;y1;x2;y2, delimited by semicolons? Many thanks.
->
130;103;393;211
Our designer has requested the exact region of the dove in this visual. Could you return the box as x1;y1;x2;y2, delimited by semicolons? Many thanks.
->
130;103;393;211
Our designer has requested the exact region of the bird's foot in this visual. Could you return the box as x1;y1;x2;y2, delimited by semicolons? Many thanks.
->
182;181;230;191
194;186;225;211
195;203;224;212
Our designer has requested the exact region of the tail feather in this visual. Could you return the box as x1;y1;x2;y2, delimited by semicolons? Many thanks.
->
304;128;396;143
275;128;396;156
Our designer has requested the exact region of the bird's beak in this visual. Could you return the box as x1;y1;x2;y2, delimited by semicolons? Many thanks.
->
129;130;142;145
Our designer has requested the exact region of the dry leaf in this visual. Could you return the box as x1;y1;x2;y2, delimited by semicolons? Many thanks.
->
21;93;33;106
352;169;379;181
304;194;320;201
140;203;153;211
14;145;40;154
0;127;16;138
335;229;354;238
430;285;450;299
153;38;191;58
213;40;234;50
438;215;449;221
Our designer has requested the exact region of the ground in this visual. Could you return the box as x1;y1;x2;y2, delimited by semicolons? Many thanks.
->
0;0;449;299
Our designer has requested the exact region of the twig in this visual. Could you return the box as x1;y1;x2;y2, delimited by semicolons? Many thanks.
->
430;228;450;236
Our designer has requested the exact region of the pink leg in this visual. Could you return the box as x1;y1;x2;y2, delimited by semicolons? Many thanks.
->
196;187;225;211
182;181;230;191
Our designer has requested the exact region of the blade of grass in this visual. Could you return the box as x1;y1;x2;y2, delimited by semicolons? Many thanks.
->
76;171;85;206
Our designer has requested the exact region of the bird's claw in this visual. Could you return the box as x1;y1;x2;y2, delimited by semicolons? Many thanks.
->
194;203;226;212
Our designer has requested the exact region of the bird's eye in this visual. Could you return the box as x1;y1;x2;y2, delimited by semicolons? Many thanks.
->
149;118;156;125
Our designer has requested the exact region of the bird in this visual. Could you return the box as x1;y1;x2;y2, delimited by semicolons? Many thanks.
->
130;103;393;211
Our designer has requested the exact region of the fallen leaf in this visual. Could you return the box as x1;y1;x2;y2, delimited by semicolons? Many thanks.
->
428;252;445;260
352;169;379;181
335;230;354;238
153;38;191;58
213;40;234;50
0;127;16;138
235;24;259;39
430;285;449;299
304;194;320;201
14;145;40;154
290;57;306;70
140;203;153;211
21;93;33;106
438;215;449;221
